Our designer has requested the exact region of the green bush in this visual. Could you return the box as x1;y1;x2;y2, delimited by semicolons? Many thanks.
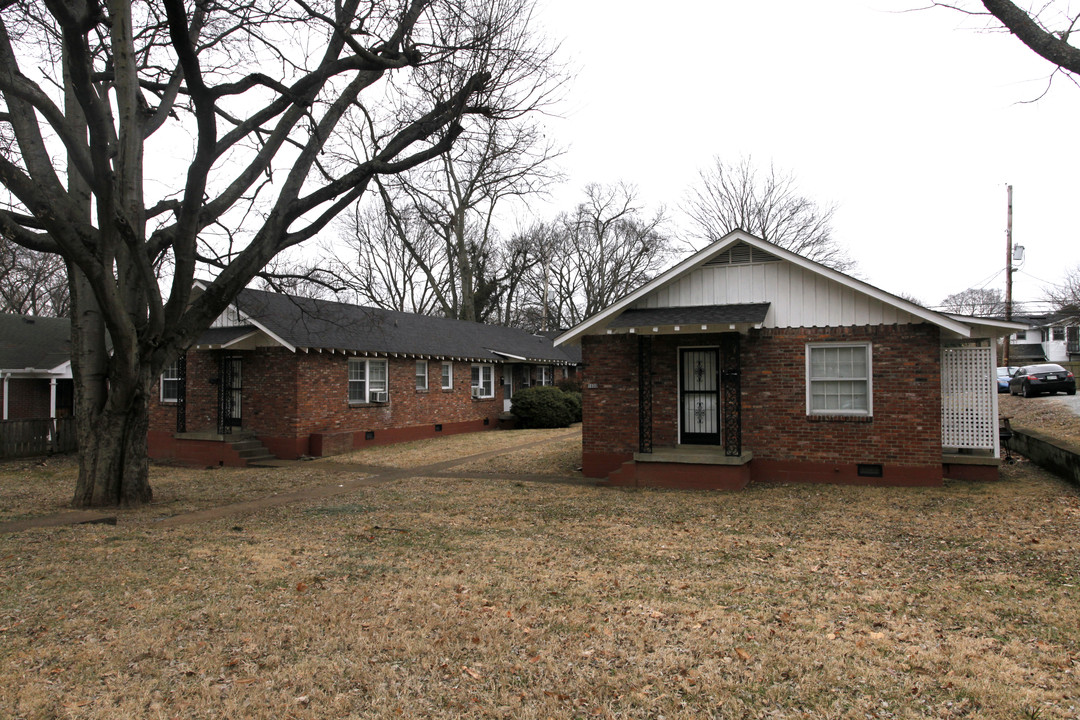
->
563;390;582;423
556;377;582;394
510;386;575;428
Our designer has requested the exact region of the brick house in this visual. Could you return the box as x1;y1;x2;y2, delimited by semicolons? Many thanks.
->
554;231;1024;489
0;313;74;421
149;288;579;466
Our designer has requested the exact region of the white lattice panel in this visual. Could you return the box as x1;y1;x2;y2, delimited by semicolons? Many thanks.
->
941;346;997;451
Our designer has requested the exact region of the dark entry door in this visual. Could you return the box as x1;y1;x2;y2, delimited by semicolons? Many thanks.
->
680;348;720;445
218;355;242;432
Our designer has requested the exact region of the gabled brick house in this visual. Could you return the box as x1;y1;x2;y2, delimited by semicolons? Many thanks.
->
149;288;578;466
555;230;1024;489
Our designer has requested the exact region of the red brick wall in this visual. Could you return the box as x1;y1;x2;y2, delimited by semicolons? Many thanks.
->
581;324;943;481
149;348;503;459
741;325;941;468
3;378;51;419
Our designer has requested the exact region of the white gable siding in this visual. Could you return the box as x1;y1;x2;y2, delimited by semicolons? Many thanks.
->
633;262;921;328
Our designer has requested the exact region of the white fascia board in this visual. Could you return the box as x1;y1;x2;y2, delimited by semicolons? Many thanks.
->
555;229;974;344
942;314;1029;337
489;350;528;361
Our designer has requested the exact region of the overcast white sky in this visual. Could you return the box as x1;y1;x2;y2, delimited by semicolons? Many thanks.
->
525;0;1080;311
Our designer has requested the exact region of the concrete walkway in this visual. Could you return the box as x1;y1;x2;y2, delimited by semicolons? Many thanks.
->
0;430;584;533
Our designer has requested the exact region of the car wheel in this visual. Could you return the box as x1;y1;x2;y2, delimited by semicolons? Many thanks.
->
1022;382;1035;398
1069;388;1076;396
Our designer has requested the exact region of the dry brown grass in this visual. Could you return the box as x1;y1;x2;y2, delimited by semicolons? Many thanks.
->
2;430;1080;719
1000;393;1080;445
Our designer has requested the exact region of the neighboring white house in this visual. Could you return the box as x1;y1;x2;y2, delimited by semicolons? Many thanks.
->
1006;313;1080;364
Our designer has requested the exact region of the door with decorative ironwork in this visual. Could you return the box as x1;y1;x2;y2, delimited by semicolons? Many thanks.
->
680;348;720;445
218;355;242;433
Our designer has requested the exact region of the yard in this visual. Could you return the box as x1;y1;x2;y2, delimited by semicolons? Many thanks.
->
1;426;1079;719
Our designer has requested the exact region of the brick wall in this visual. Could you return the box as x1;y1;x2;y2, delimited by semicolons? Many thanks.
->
581;324;943;482
741;325;941;469
3;378;51;419
149;347;503;460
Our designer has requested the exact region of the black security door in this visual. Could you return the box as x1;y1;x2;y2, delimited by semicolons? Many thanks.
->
680;348;721;445
217;355;242;433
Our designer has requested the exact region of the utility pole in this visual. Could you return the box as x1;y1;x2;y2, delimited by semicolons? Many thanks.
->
1004;184;1013;367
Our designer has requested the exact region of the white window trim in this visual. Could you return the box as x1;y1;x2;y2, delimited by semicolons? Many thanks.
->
160;360;181;403
416;360;428;391
349;357;389;404
471;363;495;398
805;342;873;417
441;361;454;390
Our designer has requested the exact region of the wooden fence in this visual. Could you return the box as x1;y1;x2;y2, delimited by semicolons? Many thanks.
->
0;417;77;459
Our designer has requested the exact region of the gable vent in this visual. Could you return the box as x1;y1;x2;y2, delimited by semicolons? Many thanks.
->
705;242;780;266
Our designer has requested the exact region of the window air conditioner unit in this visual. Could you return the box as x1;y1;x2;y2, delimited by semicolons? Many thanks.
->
471;386;482;399
370;391;388;403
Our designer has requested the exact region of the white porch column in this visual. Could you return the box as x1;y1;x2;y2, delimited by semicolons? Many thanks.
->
2;374;8;420
49;378;57;419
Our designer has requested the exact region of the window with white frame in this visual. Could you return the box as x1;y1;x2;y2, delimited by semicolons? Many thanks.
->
160;359;181;403
806;343;872;416
416;360;428;390
349;358;389;403
539;366;554;386
441;361;453;390
471;364;494;398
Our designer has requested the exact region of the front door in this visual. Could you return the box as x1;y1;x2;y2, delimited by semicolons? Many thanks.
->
680;348;720;445
503;363;515;412
218;355;242;432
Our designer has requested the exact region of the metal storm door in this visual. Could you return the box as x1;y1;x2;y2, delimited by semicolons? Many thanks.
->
680;348;720;445
218;355;242;433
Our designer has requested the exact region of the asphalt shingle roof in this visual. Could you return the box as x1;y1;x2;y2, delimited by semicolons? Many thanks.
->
607;303;771;329
0;314;71;371
224;289;577;364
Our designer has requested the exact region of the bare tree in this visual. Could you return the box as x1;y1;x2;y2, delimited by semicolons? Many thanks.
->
683;157;855;272
521;183;673;329
933;1;1080;85
1045;265;1080;319
367;32;565;322
0;238;70;316
940;287;1008;316
336;201;448;314
0;0;552;507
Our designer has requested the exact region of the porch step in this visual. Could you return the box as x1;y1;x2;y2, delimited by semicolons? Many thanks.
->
228;437;276;466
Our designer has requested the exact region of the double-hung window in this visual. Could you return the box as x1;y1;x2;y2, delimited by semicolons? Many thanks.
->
349;358;389;403
161;359;181;403
806;343;872;416
441;361;454;390
471;364;494;398
539;366;553;386
416;360;428;390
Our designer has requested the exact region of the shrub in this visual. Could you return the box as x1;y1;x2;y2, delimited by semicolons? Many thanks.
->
563;390;582;423
510;386;575;428
556;377;581;394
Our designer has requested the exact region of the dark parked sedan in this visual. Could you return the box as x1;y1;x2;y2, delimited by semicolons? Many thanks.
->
1008;363;1077;397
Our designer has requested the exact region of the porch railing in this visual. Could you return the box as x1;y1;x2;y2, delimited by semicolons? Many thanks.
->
0;417;77;459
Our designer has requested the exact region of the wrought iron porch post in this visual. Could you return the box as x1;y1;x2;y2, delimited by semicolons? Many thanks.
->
719;332;742;456
638;336;653;454
176;353;187;433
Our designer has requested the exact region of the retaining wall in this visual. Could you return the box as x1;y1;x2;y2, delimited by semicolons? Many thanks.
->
1007;426;1080;486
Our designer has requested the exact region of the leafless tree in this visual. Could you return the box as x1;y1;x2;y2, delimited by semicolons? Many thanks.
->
335;201;448;314
1045;265;1080;319
520;183;674;329
939;287;1008;316
683;157;855;272
0;0;553;507
932;1;1080;89
0;237;70;316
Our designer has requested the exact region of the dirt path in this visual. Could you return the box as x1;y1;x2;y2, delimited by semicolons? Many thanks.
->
0;430;582;533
